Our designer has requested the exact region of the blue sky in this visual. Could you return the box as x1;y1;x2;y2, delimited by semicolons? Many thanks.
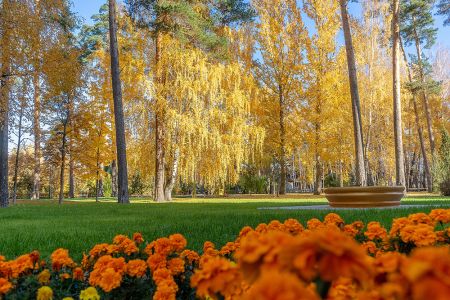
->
73;0;449;54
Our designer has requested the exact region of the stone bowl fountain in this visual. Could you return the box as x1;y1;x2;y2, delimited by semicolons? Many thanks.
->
323;186;405;208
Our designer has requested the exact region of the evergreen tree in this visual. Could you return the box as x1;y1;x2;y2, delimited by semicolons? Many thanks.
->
437;0;450;26
401;0;438;155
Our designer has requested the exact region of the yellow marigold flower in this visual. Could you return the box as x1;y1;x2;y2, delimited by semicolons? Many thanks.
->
50;248;74;271
429;209;450;224
364;222;388;241
38;269;51;284
79;287;100;300
191;257;243;299
126;259;147;277
324;213;344;226
241;270;320;300
168;257;185;275
0;278;12;295
62;298;74;300
36;286;53;300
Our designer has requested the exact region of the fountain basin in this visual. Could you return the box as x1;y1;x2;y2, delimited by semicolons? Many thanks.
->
323;186;405;208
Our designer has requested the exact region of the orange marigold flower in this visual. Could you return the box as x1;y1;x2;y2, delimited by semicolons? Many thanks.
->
191;257;243;299
351;221;364;230
89;243;109;258
153;280;178;300
408;213;435;226
343;225;359;237
147;253;167;272
38;269;51;284
255;223;268;233
97;267;122;292
238;226;254;239
267;220;284;231
60;273;70;280
241;270;320;300
362;241;378;255
374;251;405;274
169;234;187;252
154;238;174;256
181;250;200;264
389;217;410;236
153;268;173;285
401;246;450;300
328;277;357;300
307;218;324;230
89;255;125;291
364;222;388;241
400;224;436;246
50;248;75;271
73;267;84;281
168;258;185;275
282;228;372;284
9;254;34;278
429;209;450;224
0;278;12;295
284;218;304;235
126;259;147;277
324;213;344;226
132;232;144;244
219;242;238;256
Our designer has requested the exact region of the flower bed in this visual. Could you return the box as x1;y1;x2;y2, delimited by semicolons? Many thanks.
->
0;209;449;299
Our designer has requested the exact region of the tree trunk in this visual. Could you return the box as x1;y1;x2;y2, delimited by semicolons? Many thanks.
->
339;0;366;186
392;0;406;187
12;105;25;205
48;168;53;199
154;31;166;202
164;147;179;201
59;123;68;205
69;152;75;198
95;147;100;202
32;72;41;200
279;85;286;195
109;0;129;204
0;0;11;208
412;23;435;156
400;38;433;193
111;159;117;197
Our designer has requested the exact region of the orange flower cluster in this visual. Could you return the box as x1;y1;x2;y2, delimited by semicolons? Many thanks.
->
0;210;448;300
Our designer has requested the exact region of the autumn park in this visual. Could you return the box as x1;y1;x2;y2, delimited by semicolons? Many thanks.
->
0;0;450;299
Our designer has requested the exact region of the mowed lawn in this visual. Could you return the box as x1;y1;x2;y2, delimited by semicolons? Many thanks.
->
0;194;448;260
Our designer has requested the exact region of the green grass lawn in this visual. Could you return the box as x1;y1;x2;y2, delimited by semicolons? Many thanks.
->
0;194;448;260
